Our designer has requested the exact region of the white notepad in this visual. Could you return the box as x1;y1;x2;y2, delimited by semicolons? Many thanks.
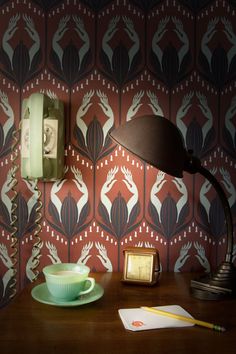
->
118;305;194;331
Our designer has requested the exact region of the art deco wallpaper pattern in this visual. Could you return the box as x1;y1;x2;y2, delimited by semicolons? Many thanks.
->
0;0;236;306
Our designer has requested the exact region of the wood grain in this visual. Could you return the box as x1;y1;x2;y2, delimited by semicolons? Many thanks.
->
0;272;235;354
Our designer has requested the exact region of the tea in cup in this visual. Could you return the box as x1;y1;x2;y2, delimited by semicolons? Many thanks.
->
43;263;95;301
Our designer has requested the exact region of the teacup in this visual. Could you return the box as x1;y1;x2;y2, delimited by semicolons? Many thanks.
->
43;263;95;301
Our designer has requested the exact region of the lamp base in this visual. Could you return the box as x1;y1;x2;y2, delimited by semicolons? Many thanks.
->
190;261;236;300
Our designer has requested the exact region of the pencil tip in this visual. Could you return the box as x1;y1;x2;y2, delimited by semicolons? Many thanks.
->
214;325;226;332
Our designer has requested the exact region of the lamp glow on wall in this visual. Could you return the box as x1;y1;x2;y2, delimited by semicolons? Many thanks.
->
110;115;236;300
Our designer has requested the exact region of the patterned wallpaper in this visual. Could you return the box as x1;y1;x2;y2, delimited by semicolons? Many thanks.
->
0;0;236;306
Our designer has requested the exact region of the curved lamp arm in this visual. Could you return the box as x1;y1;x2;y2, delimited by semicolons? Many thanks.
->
184;151;234;263
198;165;233;263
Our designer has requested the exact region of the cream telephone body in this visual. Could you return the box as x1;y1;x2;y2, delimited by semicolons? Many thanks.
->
21;92;64;181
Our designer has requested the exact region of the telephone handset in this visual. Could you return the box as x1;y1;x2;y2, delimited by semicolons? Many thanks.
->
7;92;64;297
21;92;64;181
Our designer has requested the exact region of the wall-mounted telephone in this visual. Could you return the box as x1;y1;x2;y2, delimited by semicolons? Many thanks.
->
21;92;64;181
20;92;64;279
6;92;65;299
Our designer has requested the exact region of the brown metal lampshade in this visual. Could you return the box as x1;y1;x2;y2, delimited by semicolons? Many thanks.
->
110;115;236;300
110;115;186;178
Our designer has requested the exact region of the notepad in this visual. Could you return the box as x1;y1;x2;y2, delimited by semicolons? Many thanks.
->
118;305;194;331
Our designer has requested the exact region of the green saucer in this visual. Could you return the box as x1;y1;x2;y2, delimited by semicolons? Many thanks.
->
31;282;104;307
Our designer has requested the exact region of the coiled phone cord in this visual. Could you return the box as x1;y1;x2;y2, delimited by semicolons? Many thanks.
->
9;122;43;298
30;179;43;282
9;125;20;298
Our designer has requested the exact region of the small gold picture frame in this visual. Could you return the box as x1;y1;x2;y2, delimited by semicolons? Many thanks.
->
122;247;160;285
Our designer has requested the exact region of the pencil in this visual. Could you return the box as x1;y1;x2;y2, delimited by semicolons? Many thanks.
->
141;306;226;332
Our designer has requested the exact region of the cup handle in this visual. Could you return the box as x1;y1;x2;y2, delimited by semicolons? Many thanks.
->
79;277;95;295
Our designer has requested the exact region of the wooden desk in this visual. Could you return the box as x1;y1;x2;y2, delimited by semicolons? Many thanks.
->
0;272;235;354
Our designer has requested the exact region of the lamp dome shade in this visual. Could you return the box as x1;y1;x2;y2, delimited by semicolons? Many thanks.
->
110;115;187;178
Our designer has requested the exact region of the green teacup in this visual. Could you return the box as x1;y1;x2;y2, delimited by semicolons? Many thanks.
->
43;263;95;301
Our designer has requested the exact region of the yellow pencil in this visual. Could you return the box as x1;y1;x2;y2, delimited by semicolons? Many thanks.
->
141;306;226;332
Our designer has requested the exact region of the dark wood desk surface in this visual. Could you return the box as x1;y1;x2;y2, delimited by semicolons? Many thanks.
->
0;272;235;354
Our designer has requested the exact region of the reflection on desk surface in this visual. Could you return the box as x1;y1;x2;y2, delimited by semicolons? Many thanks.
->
0;272;235;354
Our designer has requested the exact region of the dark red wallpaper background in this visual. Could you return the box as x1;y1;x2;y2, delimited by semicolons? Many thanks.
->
0;0;236;306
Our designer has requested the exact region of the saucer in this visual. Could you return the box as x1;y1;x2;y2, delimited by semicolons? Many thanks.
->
31;282;104;307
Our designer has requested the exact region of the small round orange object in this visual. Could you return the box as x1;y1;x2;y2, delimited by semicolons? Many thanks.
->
132;321;144;327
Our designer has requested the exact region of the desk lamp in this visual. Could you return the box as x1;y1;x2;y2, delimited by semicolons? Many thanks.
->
110;115;236;300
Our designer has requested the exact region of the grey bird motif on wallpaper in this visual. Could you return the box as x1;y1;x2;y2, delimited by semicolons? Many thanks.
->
50;179;67;223
225;95;236;152
74;90;114;162
1;172;39;236
71;166;89;224
100;166;119;223
221;17;236;71
44;241;113;272
150;171;167;223
0;243;14;298
77;242;93;265
176;91;214;156
152;16;169;72
174;241;210;273
76;241;113;272
97;90;115;146
199;17;236;86
48;165;90;238
0;168;15;225
0;91;15;157
51;15;91;84
172;17;189;72
72;15;90;71
172;178;188;224
200;168;217;223
149;172;189;238
126;90;144;121
25;238;112;283
99;166;140;238
2;14;21;70
121;167;139;223
194;242;210;273
199;167;236;238
26;242;43;282
122;16;140;72
46;241;61;264
0;91;14;147
22;14;40;71
95;242;113;272
147;90;164;117
125;90;164;124
100;14;142;84
52;15;70;70
2;14;41;84
196;92;213;148
151;16;191;86
220;168;236;208
102;16;120;72
23;179;38;222
176;92;194;145
76;90;94;145
201;18;218;71
102;15;140;74
174;242;192;272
